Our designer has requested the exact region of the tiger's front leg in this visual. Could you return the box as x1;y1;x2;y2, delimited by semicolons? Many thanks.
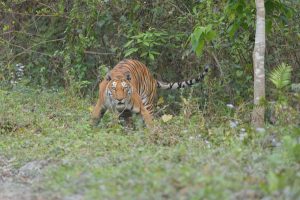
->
91;96;107;126
140;106;153;127
131;94;153;128
91;81;108;126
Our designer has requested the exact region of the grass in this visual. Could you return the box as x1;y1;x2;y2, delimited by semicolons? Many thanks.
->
0;86;299;199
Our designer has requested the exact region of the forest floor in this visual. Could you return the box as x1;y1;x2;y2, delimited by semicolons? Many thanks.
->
0;86;299;200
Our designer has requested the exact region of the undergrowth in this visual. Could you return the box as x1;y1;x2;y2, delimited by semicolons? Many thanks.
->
0;86;299;199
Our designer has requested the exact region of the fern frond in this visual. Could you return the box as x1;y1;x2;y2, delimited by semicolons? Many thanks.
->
269;63;292;90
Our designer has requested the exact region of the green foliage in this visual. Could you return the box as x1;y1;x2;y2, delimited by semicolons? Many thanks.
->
266;66;299;125
0;86;299;199
269;63;292;90
190;25;216;57
0;0;299;106
123;28;169;61
225;0;255;38
265;0;295;32
283;134;300;163
1;0;300;197
0;0;300;199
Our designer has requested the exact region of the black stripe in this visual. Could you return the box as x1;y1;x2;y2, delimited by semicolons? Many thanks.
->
177;82;182;89
185;81;192;86
156;64;209;90
169;83;174;89
157;81;161;88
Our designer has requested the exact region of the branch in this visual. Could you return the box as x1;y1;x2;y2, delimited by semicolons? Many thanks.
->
209;49;223;77
84;50;115;55
1;11;70;19
0;38;62;65
37;2;58;13
167;0;193;23
0;30;39;37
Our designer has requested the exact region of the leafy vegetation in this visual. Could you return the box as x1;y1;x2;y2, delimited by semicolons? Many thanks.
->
1;1;299;97
0;87;299;199
269;63;292;91
0;0;299;199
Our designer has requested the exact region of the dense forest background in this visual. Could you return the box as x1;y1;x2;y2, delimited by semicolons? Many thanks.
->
1;1;300;199
1;0;299;98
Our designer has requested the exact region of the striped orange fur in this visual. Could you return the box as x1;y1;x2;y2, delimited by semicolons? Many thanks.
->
91;59;209;127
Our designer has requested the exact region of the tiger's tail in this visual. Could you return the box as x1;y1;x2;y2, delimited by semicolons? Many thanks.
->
156;65;210;90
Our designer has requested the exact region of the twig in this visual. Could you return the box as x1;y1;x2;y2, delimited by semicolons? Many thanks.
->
37;2;57;13
1;39;60;65
84;50;115;55
167;1;193;23
2;11;70;19
154;105;169;116
209;49;224;77
0;31;36;37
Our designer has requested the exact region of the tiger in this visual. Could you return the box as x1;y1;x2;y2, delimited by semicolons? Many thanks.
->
91;59;209;127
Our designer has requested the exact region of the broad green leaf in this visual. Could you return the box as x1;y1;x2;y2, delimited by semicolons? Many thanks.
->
206;30;217;40
124;48;138;57
195;40;205;57
148;53;154;60
140;52;148;57
228;23;239;38
143;41;150;46
124;40;134;48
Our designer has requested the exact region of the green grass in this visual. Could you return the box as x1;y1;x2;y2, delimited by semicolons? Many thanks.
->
0;86;299;199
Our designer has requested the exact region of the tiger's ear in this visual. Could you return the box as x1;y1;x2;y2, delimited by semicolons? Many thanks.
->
106;74;111;81
126;73;131;81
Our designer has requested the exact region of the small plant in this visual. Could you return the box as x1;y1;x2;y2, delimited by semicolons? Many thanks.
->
269;63;292;103
190;24;216;57
267;63;298;125
123;28;168;61
269;63;292;91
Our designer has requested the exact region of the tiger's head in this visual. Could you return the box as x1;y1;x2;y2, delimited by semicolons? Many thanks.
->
105;73;132;110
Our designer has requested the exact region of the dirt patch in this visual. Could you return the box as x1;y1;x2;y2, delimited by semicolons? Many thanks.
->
0;182;41;200
0;156;55;200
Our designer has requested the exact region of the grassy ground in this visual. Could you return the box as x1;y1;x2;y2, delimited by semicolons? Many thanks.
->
0;86;299;200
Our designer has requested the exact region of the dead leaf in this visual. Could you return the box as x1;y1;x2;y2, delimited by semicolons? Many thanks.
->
161;114;173;122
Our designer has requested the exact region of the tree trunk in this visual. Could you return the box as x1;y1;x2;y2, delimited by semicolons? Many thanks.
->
252;0;266;128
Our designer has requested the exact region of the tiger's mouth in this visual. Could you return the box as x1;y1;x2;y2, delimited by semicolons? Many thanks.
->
116;102;126;111
115;100;126;107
